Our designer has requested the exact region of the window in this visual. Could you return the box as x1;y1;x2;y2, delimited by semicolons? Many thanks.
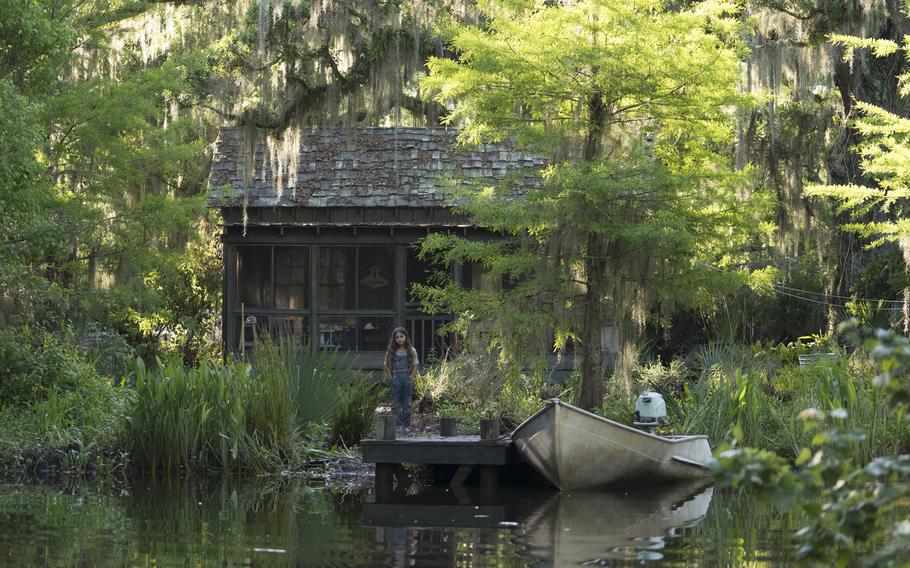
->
274;247;308;309
231;242;445;354
237;246;272;308
236;315;311;349
359;247;394;309
271;316;310;343
318;317;355;350
360;317;394;350
319;247;356;309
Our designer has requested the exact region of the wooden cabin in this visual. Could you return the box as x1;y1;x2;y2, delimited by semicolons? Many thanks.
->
208;126;545;371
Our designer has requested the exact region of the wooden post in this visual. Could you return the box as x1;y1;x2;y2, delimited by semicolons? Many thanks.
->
478;466;499;496
440;417;457;437
480;418;499;440
376;415;397;440
375;463;395;501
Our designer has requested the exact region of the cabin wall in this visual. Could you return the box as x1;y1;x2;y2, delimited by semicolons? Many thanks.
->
221;209;575;378
222;221;472;369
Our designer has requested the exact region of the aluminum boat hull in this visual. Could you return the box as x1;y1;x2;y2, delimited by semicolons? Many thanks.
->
511;399;712;490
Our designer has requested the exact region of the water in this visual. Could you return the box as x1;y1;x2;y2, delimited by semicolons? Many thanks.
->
0;478;796;566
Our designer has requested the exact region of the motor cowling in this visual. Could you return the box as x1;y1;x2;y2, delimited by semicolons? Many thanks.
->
633;391;667;428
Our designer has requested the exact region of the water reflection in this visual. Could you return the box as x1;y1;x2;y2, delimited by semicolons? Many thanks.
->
514;481;713;566
365;481;713;566
0;476;789;567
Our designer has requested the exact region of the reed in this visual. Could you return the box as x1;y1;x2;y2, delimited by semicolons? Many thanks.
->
648;343;910;459
127;357;253;472
125;334;358;473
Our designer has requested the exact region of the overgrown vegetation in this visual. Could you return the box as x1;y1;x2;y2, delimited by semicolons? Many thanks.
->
416;348;568;432
124;335;377;474
711;323;910;566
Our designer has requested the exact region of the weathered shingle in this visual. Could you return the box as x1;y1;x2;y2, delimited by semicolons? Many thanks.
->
207;127;544;208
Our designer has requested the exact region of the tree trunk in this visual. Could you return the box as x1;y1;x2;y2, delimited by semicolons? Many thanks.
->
577;90;608;410
579;232;606;410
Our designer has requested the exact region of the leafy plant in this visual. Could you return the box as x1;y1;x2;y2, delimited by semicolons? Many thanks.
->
330;372;383;447
249;334;353;430
127;356;254;473
711;322;910;566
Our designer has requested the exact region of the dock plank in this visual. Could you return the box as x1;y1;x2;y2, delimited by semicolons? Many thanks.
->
361;435;518;466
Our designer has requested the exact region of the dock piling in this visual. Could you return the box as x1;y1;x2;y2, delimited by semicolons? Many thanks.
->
376;415;397;440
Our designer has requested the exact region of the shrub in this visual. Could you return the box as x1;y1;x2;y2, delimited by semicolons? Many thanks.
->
81;326;136;381
0;373;128;474
248;335;354;431
330;373;383;447
422;350;548;431
0;326;97;405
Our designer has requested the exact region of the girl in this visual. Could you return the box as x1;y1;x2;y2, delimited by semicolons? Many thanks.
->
384;327;419;427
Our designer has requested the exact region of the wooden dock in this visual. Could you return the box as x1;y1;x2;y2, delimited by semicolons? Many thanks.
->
361;434;524;496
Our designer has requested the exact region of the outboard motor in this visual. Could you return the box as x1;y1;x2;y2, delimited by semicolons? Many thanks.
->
634;391;667;431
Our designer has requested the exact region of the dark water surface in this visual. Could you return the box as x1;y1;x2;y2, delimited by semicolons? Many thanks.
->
0;477;796;566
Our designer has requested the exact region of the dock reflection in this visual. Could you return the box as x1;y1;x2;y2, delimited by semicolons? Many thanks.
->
363;480;714;566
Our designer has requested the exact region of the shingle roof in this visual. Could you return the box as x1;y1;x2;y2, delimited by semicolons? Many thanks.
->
207;126;545;208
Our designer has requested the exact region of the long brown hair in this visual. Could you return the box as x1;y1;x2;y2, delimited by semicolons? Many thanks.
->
385;326;415;375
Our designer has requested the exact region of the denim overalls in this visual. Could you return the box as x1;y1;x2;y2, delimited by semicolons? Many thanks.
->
390;350;412;426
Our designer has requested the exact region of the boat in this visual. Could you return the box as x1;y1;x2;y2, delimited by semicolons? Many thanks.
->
511;398;713;490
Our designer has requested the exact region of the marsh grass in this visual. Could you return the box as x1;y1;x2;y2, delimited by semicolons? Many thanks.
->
642;343;910;459
127;357;252;472
125;334;360;474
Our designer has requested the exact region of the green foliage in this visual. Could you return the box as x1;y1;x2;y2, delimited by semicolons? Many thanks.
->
137;213;224;363
421;349;554;431
0;375;127;475
805;4;910;265
330;373;383;447
418;0;762;405
82;326;136;381
0;326;99;405
127;356;255;473
249;335;354;430
711;323;910;566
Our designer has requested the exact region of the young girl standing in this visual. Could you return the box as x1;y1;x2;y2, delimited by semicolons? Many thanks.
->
384;327;419;427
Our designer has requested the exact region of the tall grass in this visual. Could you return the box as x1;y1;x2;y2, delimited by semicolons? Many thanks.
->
127;357;253;472
125;335;364;474
644;342;910;460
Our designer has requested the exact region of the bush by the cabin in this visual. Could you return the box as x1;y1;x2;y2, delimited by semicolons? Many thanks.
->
330;374;383;447
0;326;97;405
420;349;566;432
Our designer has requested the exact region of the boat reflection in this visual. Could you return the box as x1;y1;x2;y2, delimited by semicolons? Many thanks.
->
515;480;714;565
363;480;713;566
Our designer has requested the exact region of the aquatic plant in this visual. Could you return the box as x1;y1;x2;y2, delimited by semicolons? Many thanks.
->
127;356;253;472
711;322;910;566
330;373;383;447
125;332;363;473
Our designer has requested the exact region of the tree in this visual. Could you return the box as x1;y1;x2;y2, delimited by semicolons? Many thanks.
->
420;0;755;408
805;5;910;331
